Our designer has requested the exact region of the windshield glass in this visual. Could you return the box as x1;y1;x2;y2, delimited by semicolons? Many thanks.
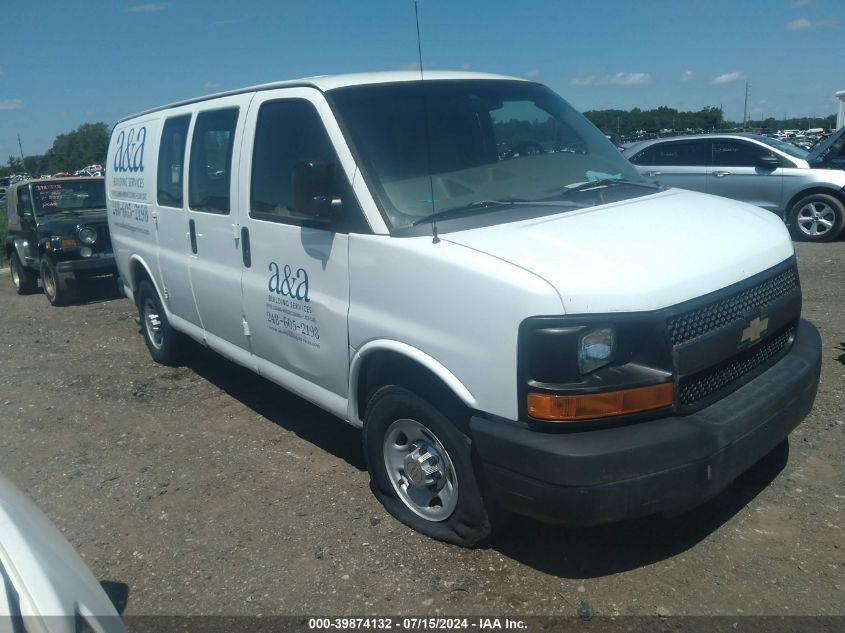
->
756;135;810;160
329;80;645;231
31;180;106;215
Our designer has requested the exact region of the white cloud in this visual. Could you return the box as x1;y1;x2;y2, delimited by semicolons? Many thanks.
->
523;69;540;79
204;81;221;90
607;72;652;85
570;72;652;86
0;99;24;110
126;3;168;13
711;71;744;85
680;70;695;81
786;17;837;29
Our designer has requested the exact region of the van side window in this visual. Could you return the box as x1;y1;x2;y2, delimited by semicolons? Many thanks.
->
188;108;238;214
157;115;191;208
250;99;362;229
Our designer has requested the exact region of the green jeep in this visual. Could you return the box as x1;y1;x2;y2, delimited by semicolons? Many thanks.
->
5;177;116;306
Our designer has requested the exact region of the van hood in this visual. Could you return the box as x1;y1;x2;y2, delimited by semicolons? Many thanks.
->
443;189;795;314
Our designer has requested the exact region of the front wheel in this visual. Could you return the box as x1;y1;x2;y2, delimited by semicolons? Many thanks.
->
788;193;845;242
40;257;75;306
136;279;188;365
10;252;38;294
363;385;498;547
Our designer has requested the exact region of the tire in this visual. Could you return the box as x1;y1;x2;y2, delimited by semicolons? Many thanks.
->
363;385;498;547
9;252;38;295
136;279;188;365
40;257;75;306
788;193;845;242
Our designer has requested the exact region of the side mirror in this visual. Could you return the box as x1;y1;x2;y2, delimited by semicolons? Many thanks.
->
292;161;342;223
758;154;781;170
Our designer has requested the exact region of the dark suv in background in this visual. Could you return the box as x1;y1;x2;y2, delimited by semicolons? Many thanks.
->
5;177;115;305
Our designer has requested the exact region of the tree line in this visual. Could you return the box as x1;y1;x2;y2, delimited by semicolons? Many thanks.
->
584;106;837;137
2;122;110;177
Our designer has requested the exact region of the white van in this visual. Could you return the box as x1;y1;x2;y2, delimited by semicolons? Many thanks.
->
107;71;821;546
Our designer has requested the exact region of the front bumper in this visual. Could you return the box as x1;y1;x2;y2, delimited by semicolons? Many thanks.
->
470;319;822;526
55;253;115;274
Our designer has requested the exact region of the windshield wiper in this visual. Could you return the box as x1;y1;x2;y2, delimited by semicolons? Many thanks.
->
556;177;663;196
411;199;525;226
411;198;586;226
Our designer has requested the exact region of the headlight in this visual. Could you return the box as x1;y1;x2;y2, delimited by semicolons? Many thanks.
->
79;246;93;258
77;226;98;245
578;327;615;374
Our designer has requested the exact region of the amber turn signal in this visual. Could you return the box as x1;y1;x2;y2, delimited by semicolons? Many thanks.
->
527;382;674;421
60;239;77;248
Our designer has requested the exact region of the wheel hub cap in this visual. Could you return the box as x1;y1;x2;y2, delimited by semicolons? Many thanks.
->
403;443;444;489
797;202;834;237
143;299;163;348
382;418;459;522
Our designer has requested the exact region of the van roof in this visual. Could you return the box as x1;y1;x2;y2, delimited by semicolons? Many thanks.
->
117;70;524;123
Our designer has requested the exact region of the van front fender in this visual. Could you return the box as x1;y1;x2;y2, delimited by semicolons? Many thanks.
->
348;340;477;428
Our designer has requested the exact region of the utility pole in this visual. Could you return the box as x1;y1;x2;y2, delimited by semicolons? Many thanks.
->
17;134;25;168
742;81;750;130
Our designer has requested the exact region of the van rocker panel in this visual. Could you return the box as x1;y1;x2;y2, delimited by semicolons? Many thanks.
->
470;319;821;526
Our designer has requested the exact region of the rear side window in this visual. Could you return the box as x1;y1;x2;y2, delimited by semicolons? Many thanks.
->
189;108;238;214
712;141;776;167
157;115;190;208
631;141;709;166
250;100;337;224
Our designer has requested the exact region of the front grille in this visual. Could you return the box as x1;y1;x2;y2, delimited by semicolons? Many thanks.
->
668;265;799;346
96;226;113;253
678;325;795;406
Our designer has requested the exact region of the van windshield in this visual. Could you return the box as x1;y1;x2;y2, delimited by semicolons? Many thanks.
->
31;180;106;215
329;80;646;231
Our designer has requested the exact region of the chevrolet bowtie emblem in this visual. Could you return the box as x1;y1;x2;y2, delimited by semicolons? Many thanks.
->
741;316;769;345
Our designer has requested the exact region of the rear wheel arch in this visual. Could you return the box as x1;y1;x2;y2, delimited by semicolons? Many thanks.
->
128;256;158;304
785;186;845;215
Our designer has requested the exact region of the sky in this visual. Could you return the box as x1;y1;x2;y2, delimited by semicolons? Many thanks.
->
1;0;843;163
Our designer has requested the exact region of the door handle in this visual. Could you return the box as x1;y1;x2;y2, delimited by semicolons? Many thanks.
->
241;227;251;268
712;171;731;177
645;171;662;177
188;219;198;254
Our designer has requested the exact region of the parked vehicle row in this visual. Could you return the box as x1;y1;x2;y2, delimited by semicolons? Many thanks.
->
103;71;821;546
622;130;845;242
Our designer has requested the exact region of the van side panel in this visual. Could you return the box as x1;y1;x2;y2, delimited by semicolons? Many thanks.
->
106;117;161;300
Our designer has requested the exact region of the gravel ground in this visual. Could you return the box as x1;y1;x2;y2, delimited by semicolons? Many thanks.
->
0;241;842;620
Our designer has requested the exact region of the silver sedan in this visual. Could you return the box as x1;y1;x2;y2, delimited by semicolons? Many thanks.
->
622;132;845;242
